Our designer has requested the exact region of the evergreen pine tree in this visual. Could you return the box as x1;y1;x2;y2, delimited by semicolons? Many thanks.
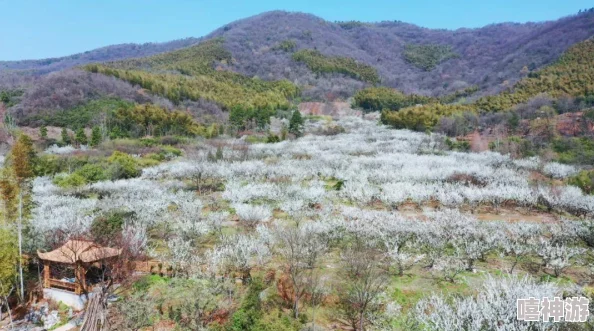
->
281;125;288;140
91;126;102;147
207;151;215;162
289;110;304;137
10;134;37;184
61;128;71;145
0;91;9;104
39;126;48;139
75;128;88;146
215;146;224;160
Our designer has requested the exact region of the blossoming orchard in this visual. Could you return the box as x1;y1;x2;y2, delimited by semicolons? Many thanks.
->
4;114;593;330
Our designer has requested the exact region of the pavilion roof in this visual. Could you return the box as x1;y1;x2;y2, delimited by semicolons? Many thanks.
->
38;239;122;264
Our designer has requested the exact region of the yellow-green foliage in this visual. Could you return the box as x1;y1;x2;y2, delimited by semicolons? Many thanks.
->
0;226;17;296
569;170;594;194
383;40;594;129
293;49;380;83
354;86;479;112
382;103;476;131
476;39;594;112
353;87;434;111
85;39;299;110
403;44;458;71
112;103;206;137
272;40;297;52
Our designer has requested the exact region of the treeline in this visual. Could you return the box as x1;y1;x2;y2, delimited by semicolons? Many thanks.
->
292;49;380;84
474;39;594;112
109;103;210;138
335;20;367;30
382;103;476;131
26;98;131;130
35;99;216;141
353;87;433;111
353;86;478;113
84;39;299;111
381;39;594;130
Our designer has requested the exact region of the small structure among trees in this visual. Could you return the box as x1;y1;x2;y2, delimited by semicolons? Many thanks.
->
38;239;121;295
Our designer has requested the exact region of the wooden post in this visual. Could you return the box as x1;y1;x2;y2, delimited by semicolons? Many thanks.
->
75;262;82;295
81;264;87;293
43;260;50;288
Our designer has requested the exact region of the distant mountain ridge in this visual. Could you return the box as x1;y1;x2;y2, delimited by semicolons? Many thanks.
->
2;11;594;92
0;37;201;75
205;11;594;97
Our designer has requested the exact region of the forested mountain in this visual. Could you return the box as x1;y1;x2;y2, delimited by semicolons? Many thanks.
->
2;10;594;126
380;38;594;130
206;10;594;97
0;37;200;76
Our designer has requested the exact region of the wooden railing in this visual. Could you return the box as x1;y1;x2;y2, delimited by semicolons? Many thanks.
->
48;278;79;293
132;260;172;276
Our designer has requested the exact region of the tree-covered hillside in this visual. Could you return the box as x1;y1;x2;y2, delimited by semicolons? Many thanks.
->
0;37;201;76
381;39;594;131
2;9;594;100
208;10;594;98
85;39;299;111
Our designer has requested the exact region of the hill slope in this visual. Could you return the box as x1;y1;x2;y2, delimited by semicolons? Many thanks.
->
206;10;594;97
0;37;201;76
381;38;594;130
2;10;594;124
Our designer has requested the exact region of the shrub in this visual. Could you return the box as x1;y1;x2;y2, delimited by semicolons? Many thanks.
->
108;151;141;179
161;146;182;157
35;155;61;176
75;163;109;183
227;278;264;331
132;274;168;292
552;137;594;165
316;124;346;136
91;211;129;241
53;173;87;188
251;310;301;331
266;134;281;143
159;136;182;146
569;170;594;194
445;138;470;151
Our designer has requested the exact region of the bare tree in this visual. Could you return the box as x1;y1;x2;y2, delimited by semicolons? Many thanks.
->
500;223;538;274
537;240;586;277
339;243;388;331
275;223;328;319
308;276;329;331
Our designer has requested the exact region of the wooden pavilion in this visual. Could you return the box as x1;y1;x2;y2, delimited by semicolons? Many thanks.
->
38;240;122;295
